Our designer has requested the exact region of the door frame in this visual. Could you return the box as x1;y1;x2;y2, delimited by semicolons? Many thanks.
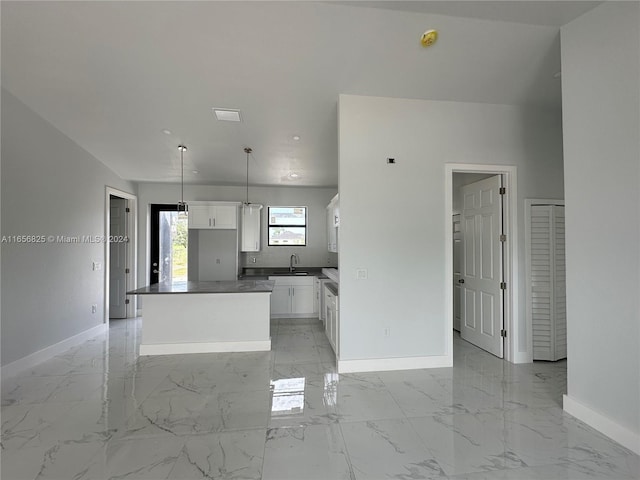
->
149;204;182;285
445;164;520;364
104;187;138;324
524;198;565;363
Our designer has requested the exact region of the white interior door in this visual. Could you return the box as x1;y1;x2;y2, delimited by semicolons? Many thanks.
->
453;214;462;331
109;196;127;319
460;175;504;357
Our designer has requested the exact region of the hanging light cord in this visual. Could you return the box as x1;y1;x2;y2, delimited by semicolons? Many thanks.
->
244;147;252;205
178;144;187;210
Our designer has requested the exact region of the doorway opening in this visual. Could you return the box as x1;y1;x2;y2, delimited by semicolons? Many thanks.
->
104;187;137;324
149;204;189;284
453;173;504;357
445;164;520;364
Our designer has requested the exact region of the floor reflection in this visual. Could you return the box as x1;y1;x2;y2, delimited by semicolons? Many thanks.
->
270;377;305;416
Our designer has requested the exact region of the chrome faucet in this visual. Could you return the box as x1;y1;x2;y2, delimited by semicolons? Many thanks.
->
289;253;299;273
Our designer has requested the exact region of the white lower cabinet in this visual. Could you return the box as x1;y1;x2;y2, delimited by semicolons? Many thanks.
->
270;285;291;315
269;276;316;317
324;283;339;355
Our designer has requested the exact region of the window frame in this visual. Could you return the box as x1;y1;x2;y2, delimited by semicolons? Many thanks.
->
267;206;308;247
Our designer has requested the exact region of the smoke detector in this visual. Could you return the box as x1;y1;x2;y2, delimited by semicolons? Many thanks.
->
421;29;438;48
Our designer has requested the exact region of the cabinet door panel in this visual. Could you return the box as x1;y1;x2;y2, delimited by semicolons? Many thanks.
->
188;205;213;229
291;285;315;314
241;206;261;251
213;206;237;229
270;285;290;315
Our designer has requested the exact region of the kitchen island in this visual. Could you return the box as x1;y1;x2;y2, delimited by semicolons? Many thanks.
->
128;280;275;355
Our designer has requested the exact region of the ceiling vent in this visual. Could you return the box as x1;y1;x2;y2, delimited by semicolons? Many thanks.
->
213;108;242;122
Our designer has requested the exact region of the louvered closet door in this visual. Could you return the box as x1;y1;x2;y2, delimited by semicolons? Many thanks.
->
553;207;567;359
530;205;566;361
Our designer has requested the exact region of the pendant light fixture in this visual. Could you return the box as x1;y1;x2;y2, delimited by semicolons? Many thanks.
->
242;147;263;223
243;147;253;206
177;144;188;214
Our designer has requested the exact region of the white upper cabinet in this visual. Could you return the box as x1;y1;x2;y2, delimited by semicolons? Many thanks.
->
241;204;262;252
327;194;339;253
188;204;238;229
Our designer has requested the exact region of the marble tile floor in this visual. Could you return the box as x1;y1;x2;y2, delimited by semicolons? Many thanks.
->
2;317;638;480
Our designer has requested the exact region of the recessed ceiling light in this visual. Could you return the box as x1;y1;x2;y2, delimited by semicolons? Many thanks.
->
192;170;199;174
289;172;299;179
293;135;301;141
162;129;172;135
212;108;242;122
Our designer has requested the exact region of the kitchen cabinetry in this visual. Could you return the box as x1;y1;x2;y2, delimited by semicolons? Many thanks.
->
188;204;237;229
324;282;339;355
332;195;340;227
269;276;316;317
241;204;262;252
315;276;332;324
327;194;339;253
314;277;321;319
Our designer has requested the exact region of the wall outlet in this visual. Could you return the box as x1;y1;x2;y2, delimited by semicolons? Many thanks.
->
251;257;257;263
384;327;390;337
356;268;368;280
91;304;97;314
216;258;221;264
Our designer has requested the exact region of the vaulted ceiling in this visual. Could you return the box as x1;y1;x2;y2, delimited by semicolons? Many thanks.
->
1;1;599;187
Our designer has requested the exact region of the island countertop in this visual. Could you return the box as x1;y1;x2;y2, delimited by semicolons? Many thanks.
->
128;279;275;295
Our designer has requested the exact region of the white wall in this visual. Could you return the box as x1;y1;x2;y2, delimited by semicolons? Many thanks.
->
561;2;640;450
1;89;136;366
338;94;564;364
135;183;338;287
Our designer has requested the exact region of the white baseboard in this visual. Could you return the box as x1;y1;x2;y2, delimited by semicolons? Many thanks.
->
563;394;640;455
1;323;107;379
139;339;272;356
513;350;533;364
338;354;452;374
271;313;319;319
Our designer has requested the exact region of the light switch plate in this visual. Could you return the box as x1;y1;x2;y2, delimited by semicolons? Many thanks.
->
356;268;368;280
93;262;102;271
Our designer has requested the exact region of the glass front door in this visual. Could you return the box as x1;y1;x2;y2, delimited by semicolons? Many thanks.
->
150;205;188;284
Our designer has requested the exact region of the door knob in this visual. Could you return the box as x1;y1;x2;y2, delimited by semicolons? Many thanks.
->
458;279;465;283
153;269;159;274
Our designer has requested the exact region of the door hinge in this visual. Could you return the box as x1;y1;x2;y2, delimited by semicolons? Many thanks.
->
499;187;506;195
125;207;131;213
125;268;130;274
499;234;507;242
500;282;507;290
501;329;507;338
125;299;130;305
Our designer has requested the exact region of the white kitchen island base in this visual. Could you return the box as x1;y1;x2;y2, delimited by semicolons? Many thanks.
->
129;281;274;356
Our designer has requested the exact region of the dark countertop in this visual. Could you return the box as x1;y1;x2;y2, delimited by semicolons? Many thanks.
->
128;280;275;295
325;282;339;296
240;267;328;279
